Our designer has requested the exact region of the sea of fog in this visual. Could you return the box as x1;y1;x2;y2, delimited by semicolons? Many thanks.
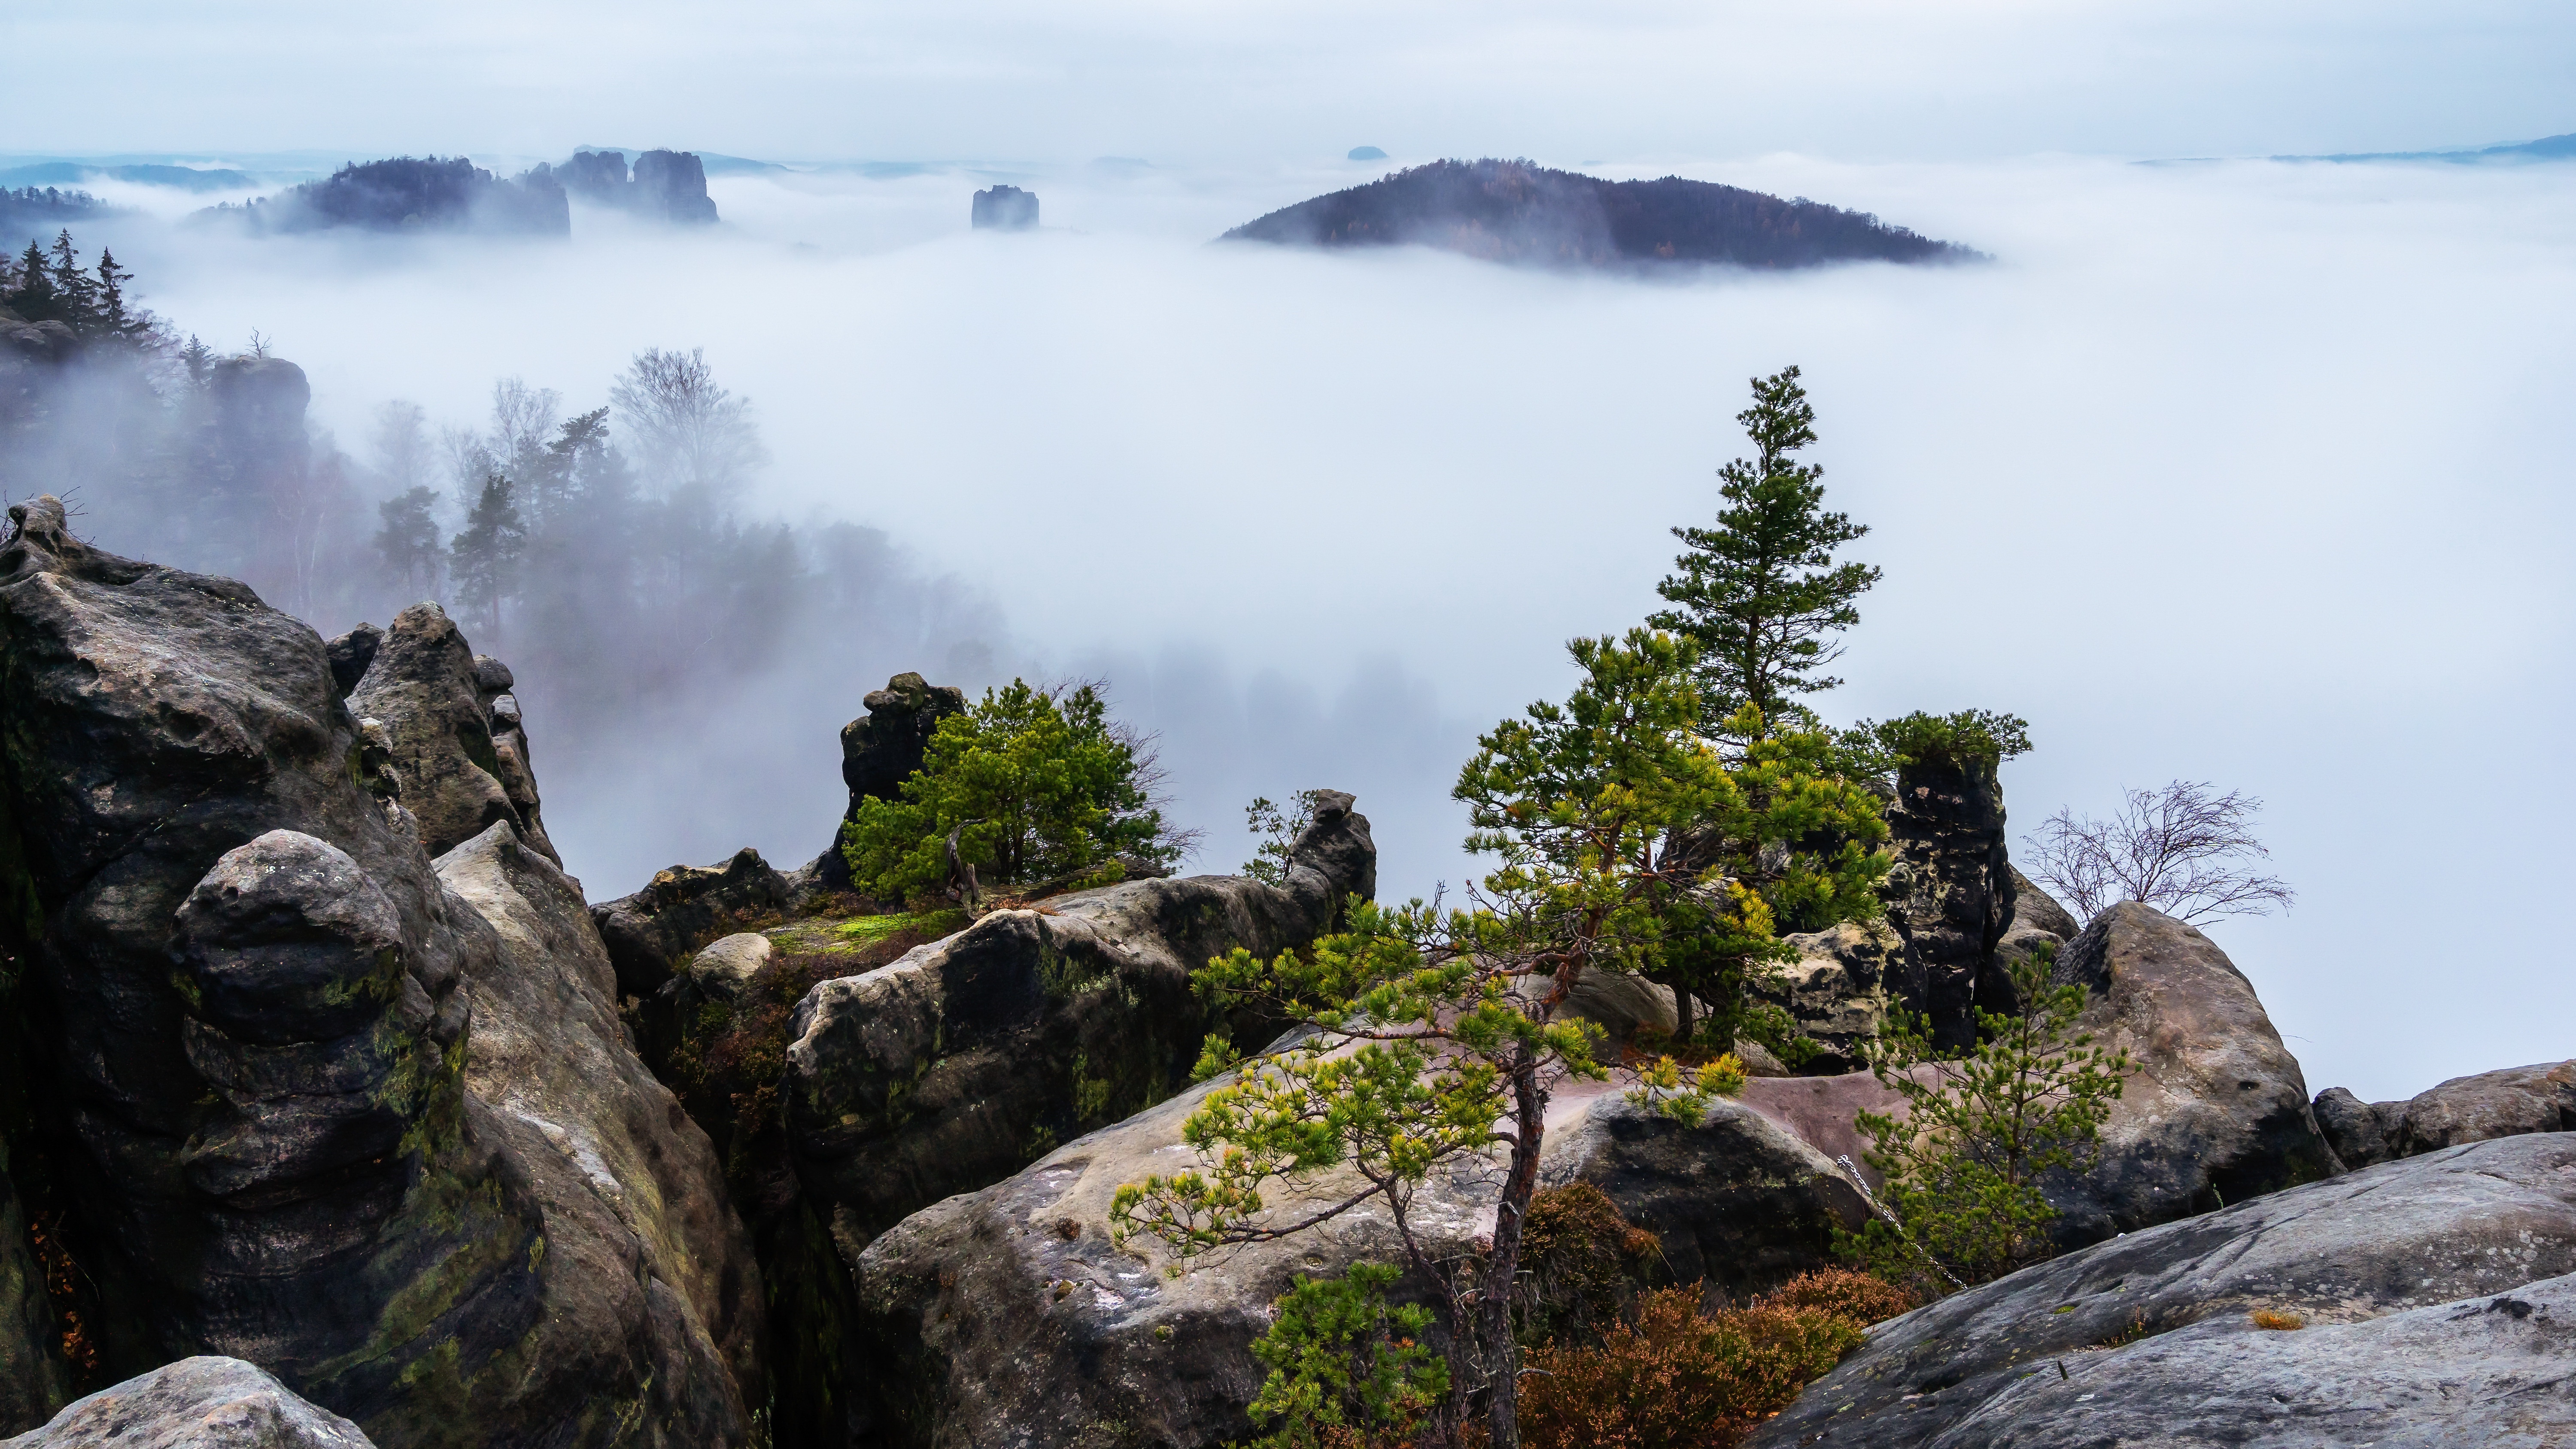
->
67;152;2576;1103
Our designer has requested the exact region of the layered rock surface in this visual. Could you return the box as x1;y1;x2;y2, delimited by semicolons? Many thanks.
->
787;791;1379;1255
1751;1133;2576;1448
0;498;752;1446
591;848;794;999
1;1357;373;1449
798;671;967;893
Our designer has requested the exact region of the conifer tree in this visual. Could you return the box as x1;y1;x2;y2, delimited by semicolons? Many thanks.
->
449;472;525;643
45;232;97;331
9;239;58;322
1650;366;1880;737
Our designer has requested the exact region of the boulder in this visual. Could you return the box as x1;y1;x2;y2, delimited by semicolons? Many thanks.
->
1750;1133;2576;1449
850;1069;1868;1448
0;1357;373;1448
590;848;794;999
0;498;751;1446
2005;863;2079;939
798;672;967;894
1760;919;1902;1074
969;185;1039;230
2038;902;2342;1243
788;792;1378;1257
1876;755;2015;1049
432;821;763;1430
2313;1060;2576;1169
337;603;558;864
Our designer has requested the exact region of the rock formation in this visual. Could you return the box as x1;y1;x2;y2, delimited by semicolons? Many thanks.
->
797;671;967;893
0;498;752;1446
545;151;719;225
970;185;1039;230
1877;751;2018;1048
431;822;763;1425
1750;1133;2576;1448
334;605;559;865
788;791;1378;1255
1220;159;1976;269
2314;1059;2576;1168
1;1357;374;1448
218;158;568;237
2038;902;2341;1242
590;848;795;999
849;1064;1868;1447
1757;919;1902;1074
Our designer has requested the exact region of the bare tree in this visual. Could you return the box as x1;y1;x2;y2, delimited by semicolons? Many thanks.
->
370;400;434;493
2024;781;2295;925
608;346;768;501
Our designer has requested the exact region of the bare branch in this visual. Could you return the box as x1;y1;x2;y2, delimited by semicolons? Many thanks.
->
2023;780;2294;925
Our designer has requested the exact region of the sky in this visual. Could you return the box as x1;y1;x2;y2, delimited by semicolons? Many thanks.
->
8;1;2573;1106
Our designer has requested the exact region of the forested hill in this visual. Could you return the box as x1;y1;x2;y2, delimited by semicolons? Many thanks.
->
1221;158;1977;269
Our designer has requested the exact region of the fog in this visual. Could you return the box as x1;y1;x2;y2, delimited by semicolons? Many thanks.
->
11;0;2576;161
19;150;2575;1106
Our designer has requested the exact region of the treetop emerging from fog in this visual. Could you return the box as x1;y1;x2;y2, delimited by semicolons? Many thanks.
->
610;346;771;501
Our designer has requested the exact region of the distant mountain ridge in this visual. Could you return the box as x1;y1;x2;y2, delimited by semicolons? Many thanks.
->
2283;131;2576;164
1221;158;1977;270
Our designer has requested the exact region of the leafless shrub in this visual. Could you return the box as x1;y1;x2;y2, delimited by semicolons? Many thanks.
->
2024;781;2294;925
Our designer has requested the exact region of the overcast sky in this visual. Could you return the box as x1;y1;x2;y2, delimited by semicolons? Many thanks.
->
12;2;2573;1108
8;0;2574;164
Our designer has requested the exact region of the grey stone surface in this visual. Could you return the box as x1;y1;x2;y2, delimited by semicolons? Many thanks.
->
788;792;1378;1257
1751;1133;2576;1449
797;671;968;894
1876;756;2016;1049
0;1357;374;1448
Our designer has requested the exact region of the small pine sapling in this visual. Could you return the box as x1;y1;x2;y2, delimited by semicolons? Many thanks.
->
1240;1263;1450;1449
1839;943;2133;1294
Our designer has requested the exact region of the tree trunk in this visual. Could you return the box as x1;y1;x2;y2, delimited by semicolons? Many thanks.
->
1479;1055;1547;1449
1669;977;1695;1042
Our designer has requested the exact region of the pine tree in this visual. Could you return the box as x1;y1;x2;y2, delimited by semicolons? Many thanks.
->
1649;366;1880;738
449;472;525;643
178;335;216;389
374;486;446;600
46;232;98;333
93;248;146;343
8;239;59;322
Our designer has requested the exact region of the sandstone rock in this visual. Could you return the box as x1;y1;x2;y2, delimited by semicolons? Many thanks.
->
1761;919;1902;1074
2313;1060;2576;1169
2311;1084;2392;1167
849;1066;1868;1447
798;672;968;894
0;1357;373;1448
1751;1133;2576;1449
789;792;1377;1257
0;497;750;1446
337;603;558;864
970;185;1039;230
1877;755;2015;1049
591;848;794;999
433;821;763;1433
2039;902;2341;1245
2005;863;2079;939
1528;967;1677;1047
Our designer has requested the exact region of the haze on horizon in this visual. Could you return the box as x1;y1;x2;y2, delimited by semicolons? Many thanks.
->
6;0;2572;1114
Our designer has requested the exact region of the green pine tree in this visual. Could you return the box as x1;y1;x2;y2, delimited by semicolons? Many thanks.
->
1649;366;1881;738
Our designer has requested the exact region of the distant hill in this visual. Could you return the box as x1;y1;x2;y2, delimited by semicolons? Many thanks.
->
208;156;568;237
2285;131;2576;164
1221;158;1976;269
2;187;112;248
0;162;253;191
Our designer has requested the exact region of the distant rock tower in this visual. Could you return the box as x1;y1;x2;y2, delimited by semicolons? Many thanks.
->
971;184;1039;230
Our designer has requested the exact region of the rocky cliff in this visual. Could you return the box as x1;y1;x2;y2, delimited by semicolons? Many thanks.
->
0;498;751;1445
